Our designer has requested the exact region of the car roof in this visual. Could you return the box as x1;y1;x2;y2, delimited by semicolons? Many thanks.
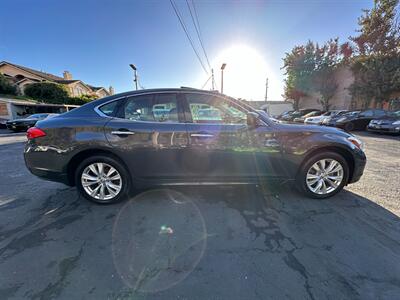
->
63;88;257;117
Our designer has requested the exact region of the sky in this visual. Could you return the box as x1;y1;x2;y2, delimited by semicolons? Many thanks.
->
0;0;374;101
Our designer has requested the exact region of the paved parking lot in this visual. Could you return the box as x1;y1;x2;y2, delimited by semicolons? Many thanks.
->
0;132;399;299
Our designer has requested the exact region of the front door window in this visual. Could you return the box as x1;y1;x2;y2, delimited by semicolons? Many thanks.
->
185;93;247;125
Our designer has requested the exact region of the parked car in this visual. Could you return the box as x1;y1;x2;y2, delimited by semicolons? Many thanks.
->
335;109;387;131
280;109;320;122
322;111;360;127
276;110;294;120
367;110;400;134
6;113;59;132
305;110;348;125
24;88;366;204
293;110;325;123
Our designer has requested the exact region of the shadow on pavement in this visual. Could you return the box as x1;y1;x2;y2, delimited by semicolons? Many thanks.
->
1;184;400;299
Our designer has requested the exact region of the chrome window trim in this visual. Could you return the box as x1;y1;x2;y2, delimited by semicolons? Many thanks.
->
94;96;127;118
93;90;268;127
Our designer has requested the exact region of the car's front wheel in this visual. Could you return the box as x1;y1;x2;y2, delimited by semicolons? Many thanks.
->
75;155;130;204
297;152;349;199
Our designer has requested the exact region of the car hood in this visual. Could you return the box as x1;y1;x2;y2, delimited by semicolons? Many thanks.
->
275;122;349;136
7;118;39;123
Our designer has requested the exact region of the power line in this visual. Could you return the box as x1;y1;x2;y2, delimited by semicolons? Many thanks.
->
186;0;211;71
169;0;209;75
201;74;212;89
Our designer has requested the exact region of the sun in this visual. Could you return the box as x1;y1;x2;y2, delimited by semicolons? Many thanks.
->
206;45;273;100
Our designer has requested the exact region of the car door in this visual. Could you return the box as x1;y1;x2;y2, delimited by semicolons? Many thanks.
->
103;92;189;179
182;92;281;180
356;110;375;129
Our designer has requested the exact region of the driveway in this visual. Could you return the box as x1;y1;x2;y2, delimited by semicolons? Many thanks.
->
0;132;399;299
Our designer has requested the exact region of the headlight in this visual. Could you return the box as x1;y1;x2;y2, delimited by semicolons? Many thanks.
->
347;136;364;150
337;117;347;123
392;120;400;125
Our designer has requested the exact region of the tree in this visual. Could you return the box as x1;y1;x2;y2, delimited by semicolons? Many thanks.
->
283;39;346;110
349;0;400;108
350;0;399;56
282;41;316;109
24;82;69;104
0;74;17;95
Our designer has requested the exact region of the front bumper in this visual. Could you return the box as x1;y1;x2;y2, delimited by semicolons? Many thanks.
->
348;149;367;184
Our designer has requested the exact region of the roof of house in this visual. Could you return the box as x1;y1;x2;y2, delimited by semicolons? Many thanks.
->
1;61;112;96
0;61;64;81
54;79;80;84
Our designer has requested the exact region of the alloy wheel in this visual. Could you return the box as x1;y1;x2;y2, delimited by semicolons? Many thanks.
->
306;159;344;195
81;162;122;201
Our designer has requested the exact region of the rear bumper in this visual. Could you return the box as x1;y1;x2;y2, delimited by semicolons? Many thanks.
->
26;165;70;185
24;143;71;185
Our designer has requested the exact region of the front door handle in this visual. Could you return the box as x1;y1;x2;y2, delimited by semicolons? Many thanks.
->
190;133;214;138
111;130;135;136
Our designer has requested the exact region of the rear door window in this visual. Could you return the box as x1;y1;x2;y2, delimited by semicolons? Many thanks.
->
123;93;179;123
99;100;119;116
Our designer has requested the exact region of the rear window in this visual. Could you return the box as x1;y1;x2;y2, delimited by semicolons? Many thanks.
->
99;101;118;116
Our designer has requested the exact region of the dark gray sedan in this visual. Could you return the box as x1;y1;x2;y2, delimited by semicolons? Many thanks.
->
368;110;400;134
6;113;57;132
24;88;366;204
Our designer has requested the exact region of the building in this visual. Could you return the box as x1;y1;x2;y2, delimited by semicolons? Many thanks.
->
298;66;354;110
0;97;79;127
0;61;114;98
242;100;293;117
296;65;400;111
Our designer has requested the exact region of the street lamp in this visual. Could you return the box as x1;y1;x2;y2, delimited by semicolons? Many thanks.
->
129;64;138;91
220;63;226;94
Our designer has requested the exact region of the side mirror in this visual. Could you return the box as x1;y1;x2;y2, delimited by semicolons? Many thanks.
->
247;112;260;128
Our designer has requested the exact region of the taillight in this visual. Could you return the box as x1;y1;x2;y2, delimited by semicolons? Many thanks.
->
27;127;46;140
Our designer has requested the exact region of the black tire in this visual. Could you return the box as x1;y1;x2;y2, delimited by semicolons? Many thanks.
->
75;155;130;204
296;151;349;199
344;122;354;132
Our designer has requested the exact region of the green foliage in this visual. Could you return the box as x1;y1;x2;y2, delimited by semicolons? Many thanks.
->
350;55;400;108
23;82;98;105
349;0;400;108
24;82;69;104
0;73;17;95
65;94;98;105
282;39;346;110
284;0;400;110
350;0;399;56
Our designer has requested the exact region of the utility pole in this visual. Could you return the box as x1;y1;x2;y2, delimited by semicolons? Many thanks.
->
220;63;226;94
265;77;269;101
129;64;138;91
211;69;215;90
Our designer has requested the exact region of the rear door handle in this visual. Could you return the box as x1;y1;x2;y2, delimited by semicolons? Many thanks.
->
111;130;135;135
190;133;214;138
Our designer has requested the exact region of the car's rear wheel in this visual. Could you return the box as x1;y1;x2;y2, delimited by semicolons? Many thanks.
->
297;152;349;199
344;122;354;131
75;155;130;204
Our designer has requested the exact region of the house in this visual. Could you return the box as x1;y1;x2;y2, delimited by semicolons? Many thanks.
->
0;61;114;98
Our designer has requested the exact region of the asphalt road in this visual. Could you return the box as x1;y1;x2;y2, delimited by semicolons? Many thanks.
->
0;132;399;300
